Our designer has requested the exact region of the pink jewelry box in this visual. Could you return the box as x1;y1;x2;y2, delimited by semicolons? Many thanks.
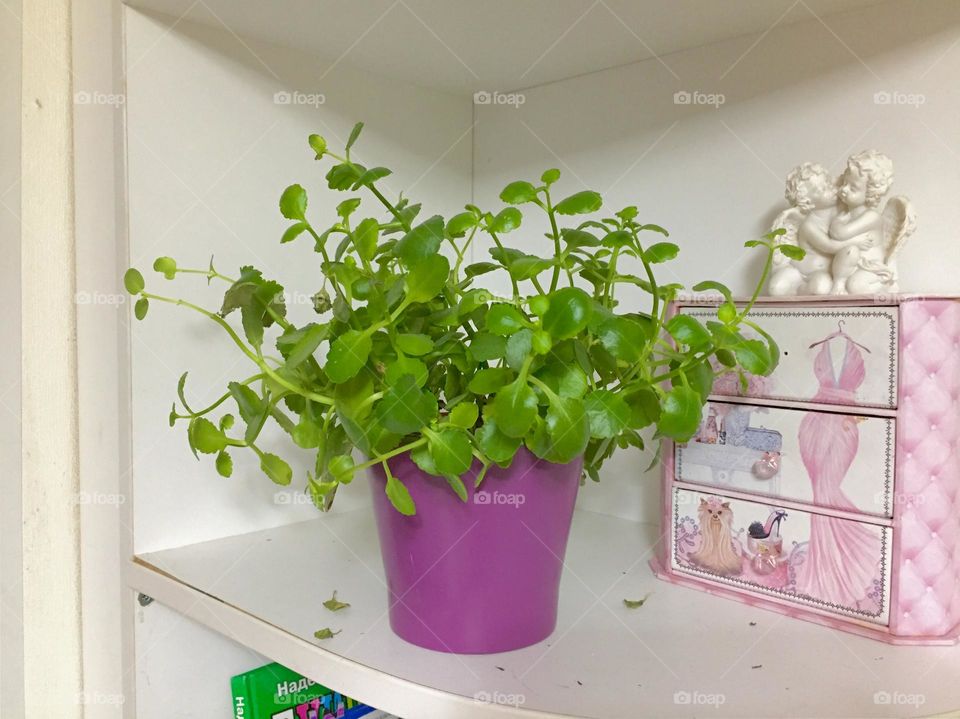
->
651;295;960;645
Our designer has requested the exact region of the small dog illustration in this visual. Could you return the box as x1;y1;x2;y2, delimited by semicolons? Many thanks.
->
691;496;742;575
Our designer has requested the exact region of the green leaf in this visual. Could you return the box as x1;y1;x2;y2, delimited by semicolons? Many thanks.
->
597;316;647;362
506;255;555;282
134;297;149;320
353;217;380;261
384;356;429;387
465;262;499;278
536;362;588;398
658;386;703;441
665;315;711;348
602;229;634;248
325;330;373;383
542;395;590;463
313;627;341;640
489;207;522;234
777;244;806;261
638;223;669;236
446;211;477;238
691;281;732;302
292;413;323;449
542;287;593;340
327;163;365;191
281;222;309;244
718;302;738;324
322;590;350;612
505;328;533;370
215;451;233;477
123;268;144;294
499;180;538;204
625;387;660;429
385;474;416;515
449;402;479;429
644;242;679;263
345;122;364;152
584;390;631;439
410;444;441;476
395;333;433;356
337;198;361;220
279;184;307;220
352;166;391;189
405;254;449;303
189;417;228;455
560;228;601;249
468;332;506;362
446;475;469;502
541;168;561;185
153;256;177;279
261;452;292;486
308;133;327;159
468;367;514;394
376;375;437;434
492;378;538;438
428;427;473;476
555;190;602;215
329;454;356;484
623;595;650;609
486;304;527;336
475;419;522;466
673;360;714;401
394;215;444;266
733;338;773;375
283;323;327;369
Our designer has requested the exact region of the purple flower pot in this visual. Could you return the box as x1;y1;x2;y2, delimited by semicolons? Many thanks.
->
369;447;582;654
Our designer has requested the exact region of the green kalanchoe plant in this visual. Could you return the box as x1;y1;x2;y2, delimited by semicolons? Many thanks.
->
125;123;801;515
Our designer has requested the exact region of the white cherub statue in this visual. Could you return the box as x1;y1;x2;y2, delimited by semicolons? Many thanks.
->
767;151;916;296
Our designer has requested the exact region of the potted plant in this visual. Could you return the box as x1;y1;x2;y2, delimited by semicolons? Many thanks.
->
125;123;797;654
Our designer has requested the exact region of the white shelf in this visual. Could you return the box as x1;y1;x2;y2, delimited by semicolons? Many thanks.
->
127;507;960;718
123;0;883;95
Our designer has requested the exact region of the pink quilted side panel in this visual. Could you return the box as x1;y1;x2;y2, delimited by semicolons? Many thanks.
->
892;299;960;637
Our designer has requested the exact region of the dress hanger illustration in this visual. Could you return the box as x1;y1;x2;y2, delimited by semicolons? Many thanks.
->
808;319;872;353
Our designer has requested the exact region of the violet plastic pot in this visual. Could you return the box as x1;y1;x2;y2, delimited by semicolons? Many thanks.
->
369;447;582;654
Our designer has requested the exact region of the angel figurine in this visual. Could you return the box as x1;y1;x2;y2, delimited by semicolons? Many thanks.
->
767;151;916;296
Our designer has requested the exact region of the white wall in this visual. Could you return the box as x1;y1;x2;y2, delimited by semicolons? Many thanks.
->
125;9;473;554
474;0;960;523
0;3;22;716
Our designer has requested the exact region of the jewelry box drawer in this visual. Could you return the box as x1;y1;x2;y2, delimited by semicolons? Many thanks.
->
675;401;894;517
680;304;898;409
670;487;892;625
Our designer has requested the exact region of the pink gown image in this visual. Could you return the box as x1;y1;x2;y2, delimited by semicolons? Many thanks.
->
795;329;882;610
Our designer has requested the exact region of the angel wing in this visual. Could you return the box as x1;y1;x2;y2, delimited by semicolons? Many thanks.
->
881;195;917;263
770;206;805;267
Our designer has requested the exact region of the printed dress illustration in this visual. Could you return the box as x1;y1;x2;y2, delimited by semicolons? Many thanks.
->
673;321;887;619
795;324;881;610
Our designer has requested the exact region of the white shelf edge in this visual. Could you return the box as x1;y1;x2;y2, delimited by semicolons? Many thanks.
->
124;559;568;719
